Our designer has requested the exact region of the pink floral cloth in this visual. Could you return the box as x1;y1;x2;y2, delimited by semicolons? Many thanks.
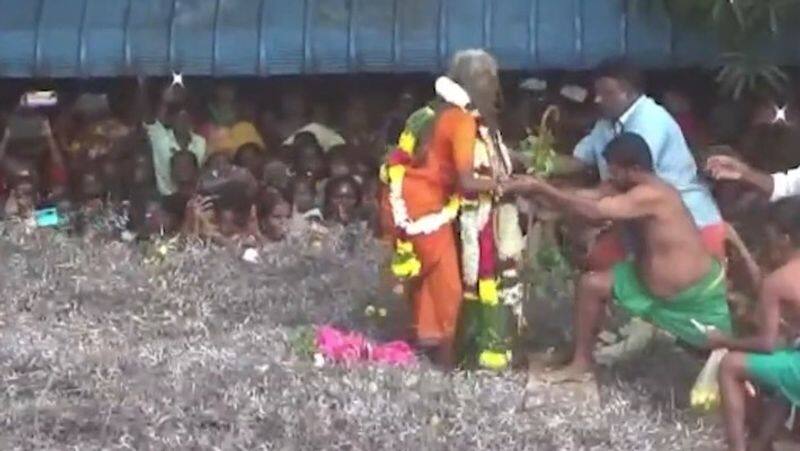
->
315;325;416;367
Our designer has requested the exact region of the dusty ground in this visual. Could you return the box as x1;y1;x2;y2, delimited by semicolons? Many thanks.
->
0;219;725;450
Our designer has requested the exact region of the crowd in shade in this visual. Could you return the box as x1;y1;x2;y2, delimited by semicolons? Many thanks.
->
2;68;799;252
0;75;694;242
0;76;424;247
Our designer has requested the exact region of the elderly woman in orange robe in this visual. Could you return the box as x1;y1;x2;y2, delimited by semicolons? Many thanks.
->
383;50;516;367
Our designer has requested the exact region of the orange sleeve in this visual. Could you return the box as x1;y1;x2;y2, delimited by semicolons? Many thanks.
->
449;110;477;173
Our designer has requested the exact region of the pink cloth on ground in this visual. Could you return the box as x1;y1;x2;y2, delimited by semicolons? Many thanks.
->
315;325;416;367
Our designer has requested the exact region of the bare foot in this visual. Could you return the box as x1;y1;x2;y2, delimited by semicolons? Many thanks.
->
542;361;595;384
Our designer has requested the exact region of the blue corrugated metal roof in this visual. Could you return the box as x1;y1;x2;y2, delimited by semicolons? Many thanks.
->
0;0;786;78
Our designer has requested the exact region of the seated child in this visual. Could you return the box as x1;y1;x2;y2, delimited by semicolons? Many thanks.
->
233;143;266;180
153;150;199;225
185;164;261;245
326;145;354;178
290;175;323;222
3;162;40;219
260;156;292;200
291;138;326;181
258;192;292;242
203;152;232;173
170;150;199;197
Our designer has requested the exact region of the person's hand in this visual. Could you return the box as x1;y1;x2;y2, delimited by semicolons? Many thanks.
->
705;329;728;349
501;174;544;195
705;155;751;181
186;195;215;221
339;203;354;225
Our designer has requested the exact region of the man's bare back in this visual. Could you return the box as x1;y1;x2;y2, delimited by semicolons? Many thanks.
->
629;174;713;299
769;257;800;332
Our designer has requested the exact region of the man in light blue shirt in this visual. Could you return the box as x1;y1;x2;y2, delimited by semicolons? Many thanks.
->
561;59;725;269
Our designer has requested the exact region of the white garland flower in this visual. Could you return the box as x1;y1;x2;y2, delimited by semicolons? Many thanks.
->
388;166;460;236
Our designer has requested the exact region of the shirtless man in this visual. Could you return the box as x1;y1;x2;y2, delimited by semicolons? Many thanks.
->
508;132;732;380
709;198;800;451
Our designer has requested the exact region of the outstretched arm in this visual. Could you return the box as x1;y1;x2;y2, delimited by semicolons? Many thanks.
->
705;155;776;199
507;176;653;222
550;154;591;177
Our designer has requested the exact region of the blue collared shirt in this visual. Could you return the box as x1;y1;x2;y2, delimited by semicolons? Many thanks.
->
574;95;721;228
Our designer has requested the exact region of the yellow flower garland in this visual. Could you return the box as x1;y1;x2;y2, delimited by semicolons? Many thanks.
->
384;131;461;279
478;350;511;371
391;239;422;278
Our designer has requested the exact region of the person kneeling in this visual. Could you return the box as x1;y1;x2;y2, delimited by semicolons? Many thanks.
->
506;132;732;382
707;198;800;451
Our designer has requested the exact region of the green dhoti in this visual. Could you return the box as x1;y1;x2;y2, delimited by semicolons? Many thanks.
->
747;349;800;406
612;259;732;348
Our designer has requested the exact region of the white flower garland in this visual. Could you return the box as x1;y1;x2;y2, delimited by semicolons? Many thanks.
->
388;166;461;236
460;137;494;287
385;76;474;237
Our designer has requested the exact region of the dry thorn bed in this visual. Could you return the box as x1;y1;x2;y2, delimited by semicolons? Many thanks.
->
0;219;723;450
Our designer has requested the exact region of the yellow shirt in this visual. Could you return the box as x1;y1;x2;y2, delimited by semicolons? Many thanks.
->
208;121;265;155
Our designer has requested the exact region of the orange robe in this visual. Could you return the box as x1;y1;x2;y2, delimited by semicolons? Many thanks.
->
398;107;476;345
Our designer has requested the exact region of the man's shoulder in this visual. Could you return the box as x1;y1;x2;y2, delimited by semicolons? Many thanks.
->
143;120;167;134
629;179;677;205
440;106;473;121
629;179;663;195
774;257;800;281
191;133;207;147
627;97;678;128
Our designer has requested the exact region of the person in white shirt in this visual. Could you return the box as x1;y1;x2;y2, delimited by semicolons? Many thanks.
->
706;155;800;202
137;76;207;196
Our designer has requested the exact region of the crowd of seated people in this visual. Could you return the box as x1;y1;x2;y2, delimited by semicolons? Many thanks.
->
1;74;798;259
0;77;417;251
